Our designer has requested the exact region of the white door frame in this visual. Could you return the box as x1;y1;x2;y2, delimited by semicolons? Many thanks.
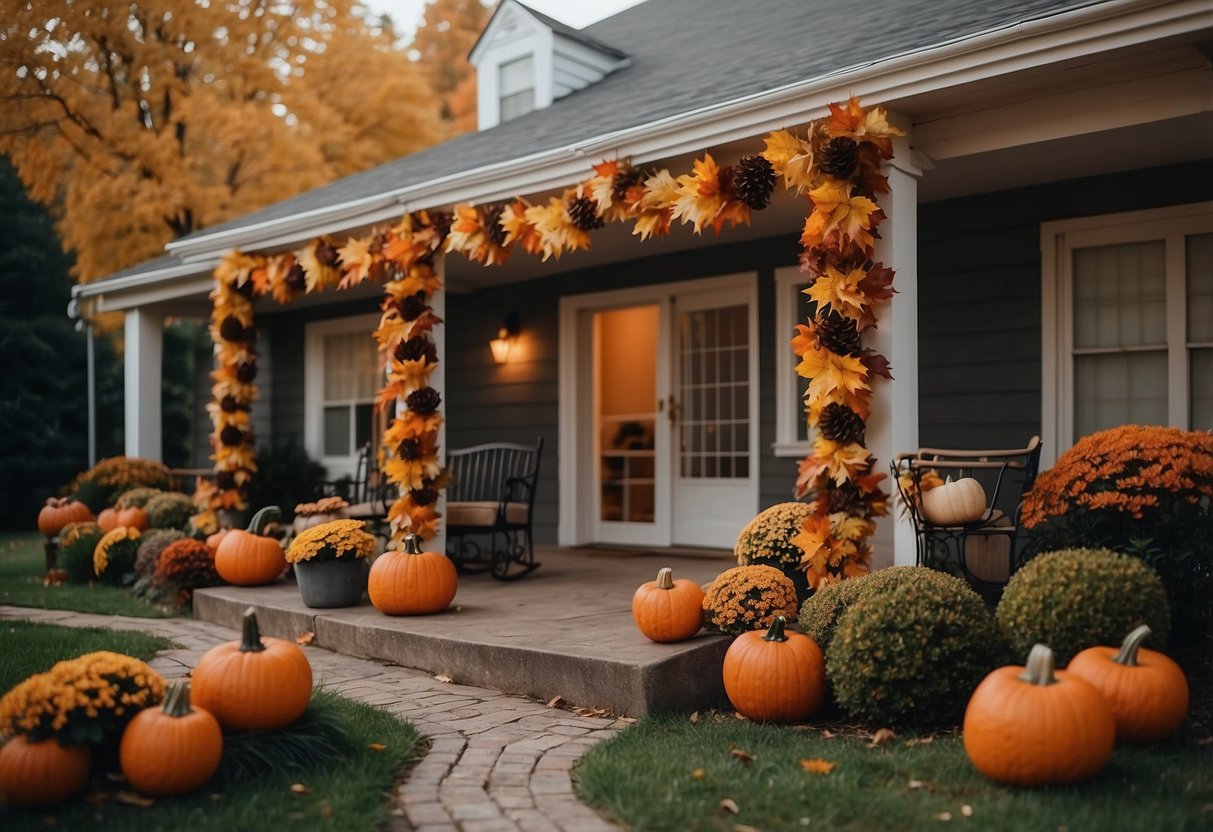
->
557;272;758;546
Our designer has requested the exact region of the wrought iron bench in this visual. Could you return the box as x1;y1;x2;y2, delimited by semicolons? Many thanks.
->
445;438;543;581
892;435;1042;603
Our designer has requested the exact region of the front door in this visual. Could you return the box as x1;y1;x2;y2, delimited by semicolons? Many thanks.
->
571;274;758;548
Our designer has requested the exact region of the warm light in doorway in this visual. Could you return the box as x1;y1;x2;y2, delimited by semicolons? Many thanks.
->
490;313;520;364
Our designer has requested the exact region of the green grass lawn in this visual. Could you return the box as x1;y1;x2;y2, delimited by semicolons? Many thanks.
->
575;713;1212;831
0;532;171;618
1;621;425;831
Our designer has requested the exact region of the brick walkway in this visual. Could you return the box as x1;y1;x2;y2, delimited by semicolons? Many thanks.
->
0;606;625;832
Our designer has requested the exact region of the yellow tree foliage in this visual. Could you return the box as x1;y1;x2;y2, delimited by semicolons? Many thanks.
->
0;0;445;284
410;0;490;134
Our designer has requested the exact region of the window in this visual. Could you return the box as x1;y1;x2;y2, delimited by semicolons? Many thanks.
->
1042;203;1213;464
773;265;815;456
498;54;534;123
304;314;383;475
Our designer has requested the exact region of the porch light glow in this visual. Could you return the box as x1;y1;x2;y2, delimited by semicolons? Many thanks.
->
490;312;520;364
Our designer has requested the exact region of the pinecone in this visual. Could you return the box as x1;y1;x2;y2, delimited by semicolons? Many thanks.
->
826;482;866;515
397;438;422;460
483;203;509;248
229;278;255;299
220;395;248;413
219;425;245;447
399;292;428;322
815;312;862;357
567;195;604;231
410;486;439;506
218;315;245;342
611;164;645;203
315;240;340;268
428;211;453;243
818;403;866;445
395;336;437;364
235;361;257;383
406;386;442;415
285;262;307;291
216;471;236;490
731;155;776;210
820;137;859;179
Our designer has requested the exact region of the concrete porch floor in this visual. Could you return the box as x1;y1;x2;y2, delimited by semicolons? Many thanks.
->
192;545;736;717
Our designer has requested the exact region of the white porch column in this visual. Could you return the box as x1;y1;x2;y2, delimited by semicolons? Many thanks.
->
867;121;923;568
431;254;447;556
124;307;163;461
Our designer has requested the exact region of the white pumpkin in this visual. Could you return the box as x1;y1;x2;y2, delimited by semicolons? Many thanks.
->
921;476;987;526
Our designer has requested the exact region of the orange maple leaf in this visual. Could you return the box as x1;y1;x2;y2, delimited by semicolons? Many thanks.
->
800;759;837;775
790;322;816;357
803;182;881;252
796;346;870;407
672;154;726;234
337;236;376;289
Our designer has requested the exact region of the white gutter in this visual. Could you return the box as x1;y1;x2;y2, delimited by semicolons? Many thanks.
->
137;0;1207;281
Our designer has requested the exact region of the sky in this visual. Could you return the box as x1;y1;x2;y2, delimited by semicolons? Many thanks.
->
362;0;648;40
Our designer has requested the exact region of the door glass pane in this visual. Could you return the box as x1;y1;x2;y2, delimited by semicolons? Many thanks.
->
1191;349;1213;430
1075;351;1167;437
1073;241;1166;349
596;306;658;523
679;304;748;479
323;406;351;456
1188;233;1213;343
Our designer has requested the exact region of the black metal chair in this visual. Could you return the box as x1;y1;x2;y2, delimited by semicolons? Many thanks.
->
317;443;393;542
445;438;543;580
891;436;1042;602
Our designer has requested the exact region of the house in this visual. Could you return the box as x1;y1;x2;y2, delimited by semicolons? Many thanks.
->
71;0;1213;569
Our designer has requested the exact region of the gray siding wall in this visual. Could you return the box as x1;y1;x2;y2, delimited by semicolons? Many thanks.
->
445;234;803;545
918;160;1213;451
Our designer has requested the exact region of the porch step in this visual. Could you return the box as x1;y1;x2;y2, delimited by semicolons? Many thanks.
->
192;548;735;716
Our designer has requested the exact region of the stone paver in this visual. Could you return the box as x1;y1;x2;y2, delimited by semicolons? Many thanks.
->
0;605;626;832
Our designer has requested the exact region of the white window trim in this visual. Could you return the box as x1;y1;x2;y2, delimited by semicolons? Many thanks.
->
304;313;382;479
1040;201;1213;468
773;265;812;457
474;11;552;131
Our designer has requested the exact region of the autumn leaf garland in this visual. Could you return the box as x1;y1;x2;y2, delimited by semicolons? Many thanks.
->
769;99;903;590
208;97;900;559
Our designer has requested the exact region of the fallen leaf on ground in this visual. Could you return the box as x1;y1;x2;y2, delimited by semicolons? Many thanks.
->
290;783;310;795
691;768;706;779
905;735;935;747
115;791;154;808
728;745;755;764
689;710;700;723
434;674;453;683
735;825;763;832
368;742;386;752
320;802;333;818
799;758;836;775
718;798;740;815
869;728;896;747
820;729;836;739
617;716;637;724
733;711;748;720
296;631;315;645
547;695;564;708
907;779;926;790
961;805;973;817
575;706;612;717
935;812;952;822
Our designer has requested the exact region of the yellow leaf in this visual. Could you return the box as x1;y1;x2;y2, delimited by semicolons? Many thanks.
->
796;347;870;408
806;266;868;321
869;728;897;747
799;758;837;775
289;783;310;795
803;181;880;251
295;631;315;645
762;129;816;194
728;745;755;764
690;768;706;779
368;742;386;752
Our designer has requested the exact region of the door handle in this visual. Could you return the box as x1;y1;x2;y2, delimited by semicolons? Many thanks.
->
666;395;679;425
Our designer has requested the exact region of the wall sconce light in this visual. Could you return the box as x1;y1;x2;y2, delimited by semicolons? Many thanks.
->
489;312;520;364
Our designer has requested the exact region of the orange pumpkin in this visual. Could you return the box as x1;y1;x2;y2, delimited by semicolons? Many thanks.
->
115;506;150;531
97;507;119;531
120;681;223;796
206;528;232;549
1067;625;1188;744
632;567;704;643
0;735;91;808
722;616;825;723
37;497;94;537
368;533;457;615
214;506;286;586
191;607;312;732
963;644;1114;785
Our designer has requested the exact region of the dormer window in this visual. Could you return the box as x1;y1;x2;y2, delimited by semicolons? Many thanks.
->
470;0;629;131
498;55;535;123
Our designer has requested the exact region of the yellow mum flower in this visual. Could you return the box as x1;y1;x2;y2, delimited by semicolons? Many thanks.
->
286;519;377;564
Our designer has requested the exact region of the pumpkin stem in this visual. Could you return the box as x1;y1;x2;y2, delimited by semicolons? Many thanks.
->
1113;625;1153;667
239;606;268;653
763;615;788;643
404;533;422;555
162;681;194;718
247;506;282;535
655;567;675;590
1017;644;1058;686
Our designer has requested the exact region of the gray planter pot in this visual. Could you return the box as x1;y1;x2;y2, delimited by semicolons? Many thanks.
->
294;558;369;608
